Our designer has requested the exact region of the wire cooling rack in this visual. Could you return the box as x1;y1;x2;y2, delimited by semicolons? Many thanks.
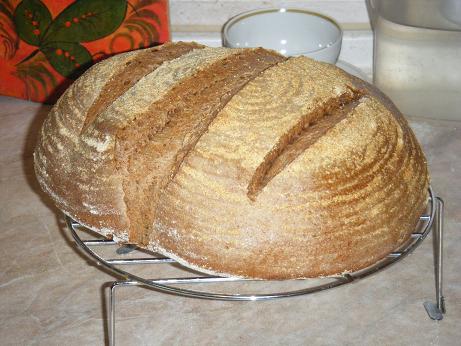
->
67;187;445;346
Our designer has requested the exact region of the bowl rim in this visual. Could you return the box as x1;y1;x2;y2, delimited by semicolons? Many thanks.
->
222;7;343;55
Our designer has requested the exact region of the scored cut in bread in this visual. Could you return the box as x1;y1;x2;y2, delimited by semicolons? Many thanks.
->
34;42;429;279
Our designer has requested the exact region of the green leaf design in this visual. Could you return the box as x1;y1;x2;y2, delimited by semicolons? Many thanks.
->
14;51;57;100
41;42;92;78
43;0;127;44
13;0;51;46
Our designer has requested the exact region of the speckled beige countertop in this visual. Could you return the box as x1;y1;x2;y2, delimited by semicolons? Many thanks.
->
0;95;460;345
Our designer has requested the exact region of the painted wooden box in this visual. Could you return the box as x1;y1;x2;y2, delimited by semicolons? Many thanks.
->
0;0;169;103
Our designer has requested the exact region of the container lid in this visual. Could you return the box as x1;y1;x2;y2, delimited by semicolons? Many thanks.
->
369;0;461;31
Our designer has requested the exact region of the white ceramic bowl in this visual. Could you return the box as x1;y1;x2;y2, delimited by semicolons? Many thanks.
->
222;8;342;63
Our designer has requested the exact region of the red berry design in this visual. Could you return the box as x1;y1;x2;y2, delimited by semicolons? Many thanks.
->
15;0;128;79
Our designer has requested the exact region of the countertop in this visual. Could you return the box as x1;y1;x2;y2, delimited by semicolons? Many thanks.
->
0;95;460;345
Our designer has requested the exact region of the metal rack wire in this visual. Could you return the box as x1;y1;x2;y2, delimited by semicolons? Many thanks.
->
67;187;445;346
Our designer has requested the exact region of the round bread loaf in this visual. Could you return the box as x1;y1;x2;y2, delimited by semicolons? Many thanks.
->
34;42;429;279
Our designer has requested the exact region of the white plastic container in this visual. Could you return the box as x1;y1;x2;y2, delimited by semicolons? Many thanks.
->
368;0;461;120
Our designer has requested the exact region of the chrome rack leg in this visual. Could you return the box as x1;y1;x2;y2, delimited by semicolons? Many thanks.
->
424;197;446;320
109;281;142;346
109;282;118;346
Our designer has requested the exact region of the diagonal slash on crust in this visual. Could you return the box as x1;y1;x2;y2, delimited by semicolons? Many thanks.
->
116;49;287;244
163;56;290;193
81;42;205;133
247;87;366;201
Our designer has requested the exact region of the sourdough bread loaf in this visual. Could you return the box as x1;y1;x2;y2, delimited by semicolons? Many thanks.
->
34;42;429;279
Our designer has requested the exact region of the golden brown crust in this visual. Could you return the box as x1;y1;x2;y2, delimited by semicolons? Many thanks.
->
247;88;364;200
116;48;285;244
83;42;204;131
34;43;429;279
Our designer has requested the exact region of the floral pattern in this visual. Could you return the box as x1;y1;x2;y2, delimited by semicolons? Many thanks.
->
0;0;169;102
